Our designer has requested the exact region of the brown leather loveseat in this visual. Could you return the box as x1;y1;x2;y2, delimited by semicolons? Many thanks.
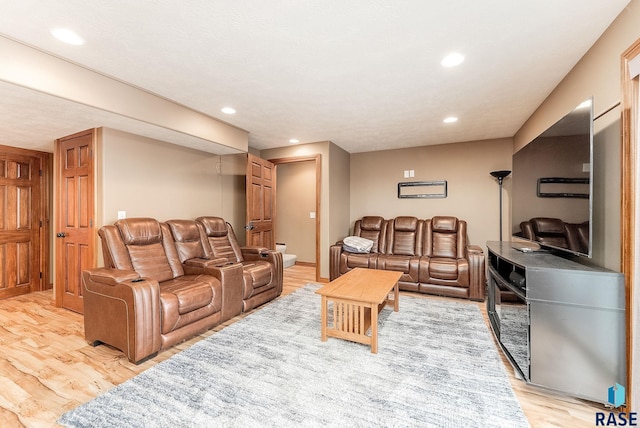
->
82;217;282;363
330;216;485;301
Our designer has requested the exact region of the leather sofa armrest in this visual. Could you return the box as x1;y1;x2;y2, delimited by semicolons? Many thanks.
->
240;246;269;258
184;263;244;322
183;257;228;268
85;268;140;285
241;247;280;265
329;243;344;281
467;245;486;301
82;269;161;364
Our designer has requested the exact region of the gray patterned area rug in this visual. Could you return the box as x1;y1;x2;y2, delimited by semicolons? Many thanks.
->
59;285;529;428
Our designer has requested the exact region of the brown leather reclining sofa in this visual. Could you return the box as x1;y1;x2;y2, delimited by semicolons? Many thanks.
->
82;217;283;363
329;215;485;301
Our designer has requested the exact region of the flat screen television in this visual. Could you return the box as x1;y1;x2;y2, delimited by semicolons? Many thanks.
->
511;98;593;257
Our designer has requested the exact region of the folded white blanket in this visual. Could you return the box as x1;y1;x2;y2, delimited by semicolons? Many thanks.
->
342;236;374;253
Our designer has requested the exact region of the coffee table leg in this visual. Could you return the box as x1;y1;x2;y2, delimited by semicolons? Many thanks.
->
371;302;378;354
321;296;327;342
393;280;399;312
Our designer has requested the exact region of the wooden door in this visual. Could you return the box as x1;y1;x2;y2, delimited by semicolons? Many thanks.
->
246;154;275;249
55;129;95;314
0;151;42;299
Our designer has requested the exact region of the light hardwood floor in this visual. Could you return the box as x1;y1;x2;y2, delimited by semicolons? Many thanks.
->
0;265;607;427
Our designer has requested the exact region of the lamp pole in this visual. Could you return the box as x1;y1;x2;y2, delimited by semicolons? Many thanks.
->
490;170;511;241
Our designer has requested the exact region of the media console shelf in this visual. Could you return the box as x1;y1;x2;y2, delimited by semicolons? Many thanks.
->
486;241;625;405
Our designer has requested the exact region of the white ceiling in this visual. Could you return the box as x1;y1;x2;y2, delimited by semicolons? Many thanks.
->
0;0;631;154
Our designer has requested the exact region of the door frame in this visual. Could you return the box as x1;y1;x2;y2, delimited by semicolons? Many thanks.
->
268;154;321;283
0;143;52;292
622;37;640;409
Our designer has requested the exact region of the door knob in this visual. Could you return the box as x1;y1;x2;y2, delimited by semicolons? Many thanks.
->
56;232;66;238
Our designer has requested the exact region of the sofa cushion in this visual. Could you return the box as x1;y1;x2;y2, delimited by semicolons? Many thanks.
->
394;216;418;231
166;220;207;263
428;257;459;280
378;254;419;283
360;216;384;230
530;217;566;235
431;216;458;233
432;232;457;259
159;275;221;334
388;217;421;256
127;242;175;283
198;216;229;237
241;261;274;298
117;218;163;245
340;253;377;273
355;216;386;253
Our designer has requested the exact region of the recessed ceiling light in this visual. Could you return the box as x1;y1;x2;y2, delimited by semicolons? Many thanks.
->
221;107;236;114
441;52;464;67
289;139;299;144
443;117;458;124
51;28;85;46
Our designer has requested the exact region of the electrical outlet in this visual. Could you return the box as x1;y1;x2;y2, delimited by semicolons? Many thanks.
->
117;210;126;219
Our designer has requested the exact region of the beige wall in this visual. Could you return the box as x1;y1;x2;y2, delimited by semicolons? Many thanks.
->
261;141;350;279
275;161;316;263
350;138;513;248
329;143;351;256
97;128;224;228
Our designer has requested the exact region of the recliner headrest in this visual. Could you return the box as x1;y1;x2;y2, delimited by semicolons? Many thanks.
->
431;216;458;233
115;218;162;245
530;217;565;236
197;216;228;237
360;216;384;230
394;216;418;231
166;220;200;242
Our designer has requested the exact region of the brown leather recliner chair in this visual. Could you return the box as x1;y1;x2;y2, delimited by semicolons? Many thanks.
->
419;216;485;301
196;216;283;312
82;217;243;364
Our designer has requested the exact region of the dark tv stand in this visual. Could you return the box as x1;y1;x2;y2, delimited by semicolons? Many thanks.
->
486;241;625;405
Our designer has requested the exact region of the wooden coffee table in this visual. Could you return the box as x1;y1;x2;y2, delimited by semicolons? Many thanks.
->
316;268;402;353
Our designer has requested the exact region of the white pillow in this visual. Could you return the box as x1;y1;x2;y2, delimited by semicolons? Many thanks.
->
342;236;374;253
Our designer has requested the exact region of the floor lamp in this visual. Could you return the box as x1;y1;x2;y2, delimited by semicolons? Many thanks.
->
490;170;511;241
